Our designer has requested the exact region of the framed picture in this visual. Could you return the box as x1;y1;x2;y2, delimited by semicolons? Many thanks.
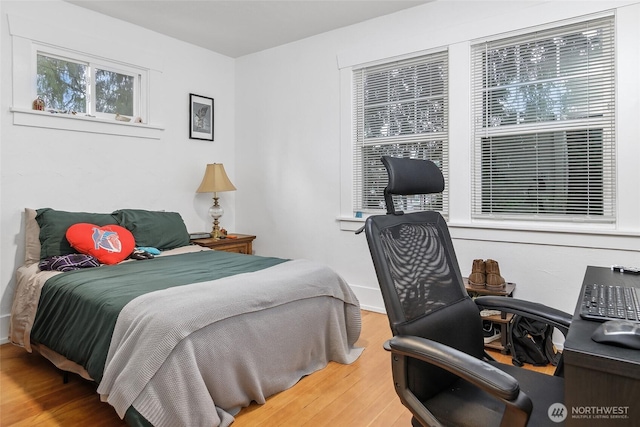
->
189;94;214;140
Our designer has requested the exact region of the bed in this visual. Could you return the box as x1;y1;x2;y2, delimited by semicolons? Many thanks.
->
9;208;363;427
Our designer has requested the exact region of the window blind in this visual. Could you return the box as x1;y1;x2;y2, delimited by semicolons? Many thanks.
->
471;16;615;222
353;51;449;216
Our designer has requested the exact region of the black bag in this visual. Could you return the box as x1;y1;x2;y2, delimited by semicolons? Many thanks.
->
510;315;560;367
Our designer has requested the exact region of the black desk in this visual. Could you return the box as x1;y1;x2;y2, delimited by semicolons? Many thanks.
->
563;266;640;426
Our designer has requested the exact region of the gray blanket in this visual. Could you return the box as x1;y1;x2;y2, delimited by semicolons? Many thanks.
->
97;259;363;427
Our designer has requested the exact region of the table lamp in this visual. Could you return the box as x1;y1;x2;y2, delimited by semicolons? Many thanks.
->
196;163;236;239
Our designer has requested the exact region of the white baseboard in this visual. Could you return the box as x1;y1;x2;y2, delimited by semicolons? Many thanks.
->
359;304;386;314
348;283;385;314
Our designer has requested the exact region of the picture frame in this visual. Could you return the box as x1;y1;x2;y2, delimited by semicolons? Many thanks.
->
189;93;214;141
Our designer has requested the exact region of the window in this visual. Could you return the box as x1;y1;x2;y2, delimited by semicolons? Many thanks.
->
8;13;162;139
36;49;141;120
95;69;135;116
471;16;615;222
352;51;449;216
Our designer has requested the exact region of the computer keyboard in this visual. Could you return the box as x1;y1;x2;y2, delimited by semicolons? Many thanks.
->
580;283;640;322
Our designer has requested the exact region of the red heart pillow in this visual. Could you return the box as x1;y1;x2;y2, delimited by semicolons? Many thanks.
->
66;223;135;265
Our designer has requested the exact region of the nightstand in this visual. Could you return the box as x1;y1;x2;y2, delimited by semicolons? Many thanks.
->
191;234;256;255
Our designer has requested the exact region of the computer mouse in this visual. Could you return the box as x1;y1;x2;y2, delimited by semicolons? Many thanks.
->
591;320;640;349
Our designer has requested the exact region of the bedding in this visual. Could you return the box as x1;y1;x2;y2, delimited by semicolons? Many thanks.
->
10;208;363;427
30;250;288;382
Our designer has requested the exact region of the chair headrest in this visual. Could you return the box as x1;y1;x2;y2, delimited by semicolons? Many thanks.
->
381;156;444;215
382;156;445;195
382;156;445;215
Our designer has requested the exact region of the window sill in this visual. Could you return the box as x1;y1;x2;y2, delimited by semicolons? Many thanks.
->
11;108;164;139
338;215;640;252
338;216;365;232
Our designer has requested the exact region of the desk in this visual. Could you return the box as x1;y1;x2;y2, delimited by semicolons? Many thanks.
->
563;266;640;426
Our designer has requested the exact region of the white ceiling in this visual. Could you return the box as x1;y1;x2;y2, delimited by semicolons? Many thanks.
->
66;0;430;58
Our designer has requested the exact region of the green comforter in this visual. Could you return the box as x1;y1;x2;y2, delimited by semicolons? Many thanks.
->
31;250;287;382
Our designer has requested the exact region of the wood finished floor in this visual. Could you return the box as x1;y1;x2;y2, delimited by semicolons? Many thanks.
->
0;310;555;426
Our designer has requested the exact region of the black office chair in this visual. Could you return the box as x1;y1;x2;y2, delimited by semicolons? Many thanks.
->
364;156;572;427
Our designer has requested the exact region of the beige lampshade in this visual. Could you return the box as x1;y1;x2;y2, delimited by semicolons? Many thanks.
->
196;163;236;193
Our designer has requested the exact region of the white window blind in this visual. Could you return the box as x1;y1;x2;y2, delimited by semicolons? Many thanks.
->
471;16;615;222
353;51;449;216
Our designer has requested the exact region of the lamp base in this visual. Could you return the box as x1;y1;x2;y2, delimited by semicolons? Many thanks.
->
209;194;225;239
211;220;222;239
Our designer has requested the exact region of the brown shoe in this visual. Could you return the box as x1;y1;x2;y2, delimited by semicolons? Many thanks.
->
468;259;486;288
485;259;506;289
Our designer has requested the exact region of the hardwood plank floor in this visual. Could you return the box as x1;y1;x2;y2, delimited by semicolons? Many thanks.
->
0;310;553;426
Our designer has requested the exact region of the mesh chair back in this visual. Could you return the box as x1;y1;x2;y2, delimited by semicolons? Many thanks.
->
365;211;469;333
364;157;486;400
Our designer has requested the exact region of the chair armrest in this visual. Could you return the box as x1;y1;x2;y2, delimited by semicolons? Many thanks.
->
386;335;533;426
386;335;522;400
474;296;572;335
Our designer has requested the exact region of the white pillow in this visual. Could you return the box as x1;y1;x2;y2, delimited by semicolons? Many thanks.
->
24;208;41;264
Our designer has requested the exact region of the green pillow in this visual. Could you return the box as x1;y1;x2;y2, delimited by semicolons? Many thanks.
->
113;209;190;250
36;208;118;259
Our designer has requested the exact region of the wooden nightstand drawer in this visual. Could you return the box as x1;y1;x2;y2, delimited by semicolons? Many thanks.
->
191;234;256;255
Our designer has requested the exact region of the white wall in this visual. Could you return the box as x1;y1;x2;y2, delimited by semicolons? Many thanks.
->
0;0;236;340
235;0;640;315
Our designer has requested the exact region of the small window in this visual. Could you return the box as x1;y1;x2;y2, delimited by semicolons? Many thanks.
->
36;49;142;120
94;68;135;117
37;53;88;113
8;13;162;139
